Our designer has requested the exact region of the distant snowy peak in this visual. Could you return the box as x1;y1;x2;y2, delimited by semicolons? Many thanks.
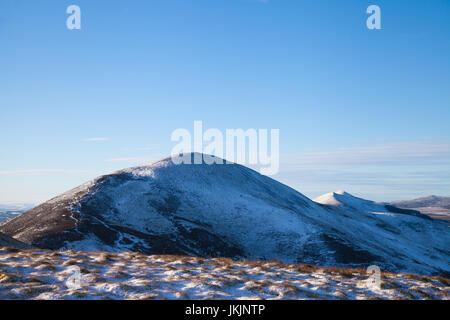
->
314;191;375;209
314;190;431;220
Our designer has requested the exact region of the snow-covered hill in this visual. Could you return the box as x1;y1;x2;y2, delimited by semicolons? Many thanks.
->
1;154;449;276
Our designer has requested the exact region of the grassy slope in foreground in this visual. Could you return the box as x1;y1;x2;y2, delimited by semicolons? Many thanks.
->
0;232;32;250
0;248;448;300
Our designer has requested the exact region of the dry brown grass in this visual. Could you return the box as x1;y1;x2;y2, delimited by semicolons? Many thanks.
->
404;273;450;286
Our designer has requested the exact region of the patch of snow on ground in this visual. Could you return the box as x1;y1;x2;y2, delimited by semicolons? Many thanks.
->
0;248;448;300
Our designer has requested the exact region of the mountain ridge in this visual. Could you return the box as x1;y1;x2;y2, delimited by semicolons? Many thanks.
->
1;153;449;276
390;195;450;220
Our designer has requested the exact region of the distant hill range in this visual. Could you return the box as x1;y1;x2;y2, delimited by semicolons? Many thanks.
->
0;203;35;224
390;196;450;221
1;153;448;277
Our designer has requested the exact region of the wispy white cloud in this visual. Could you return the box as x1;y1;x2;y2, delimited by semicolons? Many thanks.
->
84;137;110;142
0;169;90;176
136;144;159;151
281;142;450;168
105;157;143;162
104;157;160;164
274;141;450;201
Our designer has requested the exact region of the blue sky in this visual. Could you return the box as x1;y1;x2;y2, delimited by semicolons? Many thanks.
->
1;0;450;203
